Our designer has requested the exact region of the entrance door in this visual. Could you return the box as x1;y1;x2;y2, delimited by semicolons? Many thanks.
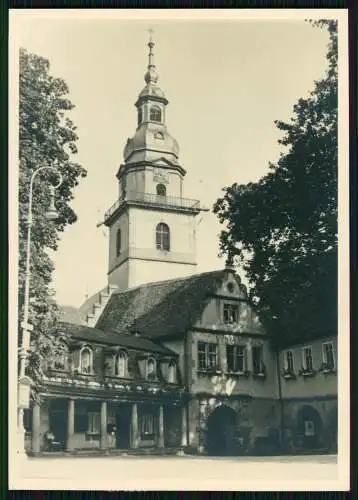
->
206;405;237;456
115;405;131;449
49;409;67;446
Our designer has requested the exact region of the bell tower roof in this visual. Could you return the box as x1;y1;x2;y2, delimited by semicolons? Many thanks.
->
123;31;180;166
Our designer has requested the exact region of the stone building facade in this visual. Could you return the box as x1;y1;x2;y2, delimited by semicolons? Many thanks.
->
24;36;338;456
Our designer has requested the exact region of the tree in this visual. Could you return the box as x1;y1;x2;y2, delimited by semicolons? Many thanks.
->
213;21;337;346
19;49;87;391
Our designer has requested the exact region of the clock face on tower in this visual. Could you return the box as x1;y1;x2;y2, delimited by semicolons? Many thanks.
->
153;169;169;184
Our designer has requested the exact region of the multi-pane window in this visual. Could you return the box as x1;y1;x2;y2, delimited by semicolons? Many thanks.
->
156;223;170;251
223;303;239;324
197;342;218;371
53;349;67;371
141;414;154;437
80;347;92;374
116;351;127;377
226;345;247;373
284;350;295;373
252;345;264;374
302;346;314;372
87;412;101;434
322;342;335;369
150;106;161;122
116;228;122;257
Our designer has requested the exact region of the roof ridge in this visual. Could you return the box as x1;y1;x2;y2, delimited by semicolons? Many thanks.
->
112;268;225;296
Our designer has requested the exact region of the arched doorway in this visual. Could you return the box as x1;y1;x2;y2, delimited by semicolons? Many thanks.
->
206;405;237;456
296;405;323;451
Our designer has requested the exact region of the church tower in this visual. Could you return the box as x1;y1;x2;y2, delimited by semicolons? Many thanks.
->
104;34;203;291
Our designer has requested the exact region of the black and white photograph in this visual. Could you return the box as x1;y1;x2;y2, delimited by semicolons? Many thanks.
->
9;9;349;491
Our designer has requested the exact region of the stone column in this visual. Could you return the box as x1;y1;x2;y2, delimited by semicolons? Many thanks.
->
181;405;188;447
31;402;41;454
158;405;164;448
131;403;139;449
66;398;75;451
100;401;108;451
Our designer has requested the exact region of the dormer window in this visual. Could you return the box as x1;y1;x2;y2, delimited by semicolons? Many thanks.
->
116;350;128;378
156;184;166;197
168;361;176;383
223;303;239;324
149;105;161;122
53;343;68;371
80;347;93;374
146;358;156;380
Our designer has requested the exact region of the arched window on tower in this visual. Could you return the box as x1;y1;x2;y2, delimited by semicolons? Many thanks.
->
156;223;170;251
116;228;121;257
149;105;161;122
156;184;166;197
138;107;143;126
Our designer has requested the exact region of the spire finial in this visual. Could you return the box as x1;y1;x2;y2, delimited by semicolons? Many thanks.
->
144;28;159;84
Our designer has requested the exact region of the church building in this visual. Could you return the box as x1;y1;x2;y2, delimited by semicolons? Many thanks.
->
24;35;338;457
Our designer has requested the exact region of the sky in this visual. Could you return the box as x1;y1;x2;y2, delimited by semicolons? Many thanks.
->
12;11;331;308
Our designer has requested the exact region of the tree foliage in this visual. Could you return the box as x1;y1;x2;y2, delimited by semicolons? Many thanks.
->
19;49;87;390
213;21;338;346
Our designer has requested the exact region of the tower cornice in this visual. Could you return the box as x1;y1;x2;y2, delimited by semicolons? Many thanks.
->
116;160;187;181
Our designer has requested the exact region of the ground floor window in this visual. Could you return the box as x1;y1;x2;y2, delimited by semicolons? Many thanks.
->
87;412;101;435
141;413;155;439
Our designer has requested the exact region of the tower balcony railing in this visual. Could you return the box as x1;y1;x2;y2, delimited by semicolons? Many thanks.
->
104;191;202;222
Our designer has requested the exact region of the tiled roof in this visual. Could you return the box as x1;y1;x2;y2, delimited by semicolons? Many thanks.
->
58;322;176;355
97;270;228;339
59;305;82;325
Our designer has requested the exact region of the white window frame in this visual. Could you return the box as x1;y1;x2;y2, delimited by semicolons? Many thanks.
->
322;341;335;370
168;361;176;383
301;346;314;372
284;349;295;373
87;412;101;434
79;346;93;374
116;350;128;378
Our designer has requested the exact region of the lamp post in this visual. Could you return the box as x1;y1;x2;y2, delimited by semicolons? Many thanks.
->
18;165;62;459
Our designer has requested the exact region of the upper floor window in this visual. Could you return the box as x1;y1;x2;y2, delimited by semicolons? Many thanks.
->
226;344;247;373
116;350;128;378
252;345;264;374
284;350;295;374
147;358;157;380
149;105;161;122
168;361;176;383
138;107;143;126
223;303;239;324
322;342;335;370
53;343;68;371
197;342;218;371
80;347;93;374
156;183;166;197
156;222;170;251
302;346;314;372
116;228;122;257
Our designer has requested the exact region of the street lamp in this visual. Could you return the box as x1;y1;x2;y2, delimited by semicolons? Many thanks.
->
18;165;62;460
